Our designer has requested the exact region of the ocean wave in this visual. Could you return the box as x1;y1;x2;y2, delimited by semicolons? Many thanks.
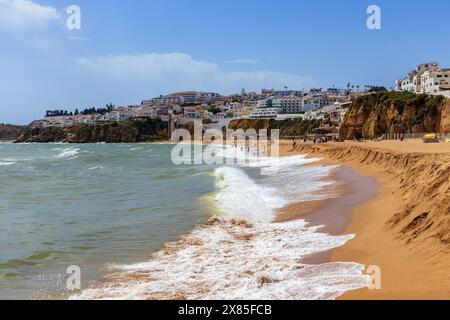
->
206;145;314;162
88;166;104;171
0;251;66;269
213;166;287;221
191;172;203;177
211;148;337;220
73;149;370;300
54;148;80;159
0;161;16;166
72;217;369;300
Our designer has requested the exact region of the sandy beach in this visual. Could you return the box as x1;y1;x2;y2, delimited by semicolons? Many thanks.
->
279;139;450;299
57;139;449;300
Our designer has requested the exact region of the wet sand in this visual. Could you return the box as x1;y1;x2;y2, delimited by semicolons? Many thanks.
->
276;165;378;234
158;139;449;299
276;164;379;265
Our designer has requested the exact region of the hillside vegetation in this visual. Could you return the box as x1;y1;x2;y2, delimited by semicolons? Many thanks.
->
340;91;449;139
0;124;25;141
15;119;169;143
228;119;321;138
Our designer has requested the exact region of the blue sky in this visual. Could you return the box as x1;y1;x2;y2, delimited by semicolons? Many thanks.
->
1;0;450;124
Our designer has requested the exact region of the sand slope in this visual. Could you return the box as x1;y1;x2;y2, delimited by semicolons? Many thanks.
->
291;141;449;250
283;140;450;299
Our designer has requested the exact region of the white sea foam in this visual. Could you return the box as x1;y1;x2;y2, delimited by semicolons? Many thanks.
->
54;148;80;159
73;149;370;300
213;166;287;221
0;161;16;166
72;218;369;300
212;149;337;221
204;144;323;175
88;166;104;171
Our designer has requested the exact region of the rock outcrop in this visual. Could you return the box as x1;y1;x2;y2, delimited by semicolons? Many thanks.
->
440;98;450;133
15;119;169;143
0;124;25;141
228;119;321;138
340;91;449;139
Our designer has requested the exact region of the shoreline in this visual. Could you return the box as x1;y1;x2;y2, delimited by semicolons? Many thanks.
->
70;142;376;300
280;140;450;299
275;164;379;266
31;139;447;300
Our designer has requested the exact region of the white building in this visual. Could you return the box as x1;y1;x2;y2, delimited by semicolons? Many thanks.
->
305;109;325;121
232;106;255;119
273;90;304;97
256;99;269;109
396;62;450;96
151;91;220;105
319;102;351;124
303;102;321;111
242;100;258;108
208;113;226;121
271;97;304;114
183;108;201;119
419;68;450;96
276;114;305;120
250;108;279;119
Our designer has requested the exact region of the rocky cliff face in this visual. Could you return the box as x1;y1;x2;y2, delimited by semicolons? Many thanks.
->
440;98;450;133
0;124;25;141
15;119;169;143
228;119;321;138
340;92;449;139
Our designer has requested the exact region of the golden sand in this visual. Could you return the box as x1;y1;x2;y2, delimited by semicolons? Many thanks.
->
280;139;450;299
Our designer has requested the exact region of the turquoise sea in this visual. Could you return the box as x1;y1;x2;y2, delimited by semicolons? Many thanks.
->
0;143;217;299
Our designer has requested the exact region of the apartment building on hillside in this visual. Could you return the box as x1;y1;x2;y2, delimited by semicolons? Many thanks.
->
396;62;450;97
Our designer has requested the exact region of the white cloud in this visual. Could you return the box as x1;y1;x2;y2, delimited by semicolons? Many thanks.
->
77;53;316;96
0;0;61;32
227;58;260;65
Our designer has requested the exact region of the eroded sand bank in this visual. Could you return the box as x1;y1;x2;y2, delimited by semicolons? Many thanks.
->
280;140;450;299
